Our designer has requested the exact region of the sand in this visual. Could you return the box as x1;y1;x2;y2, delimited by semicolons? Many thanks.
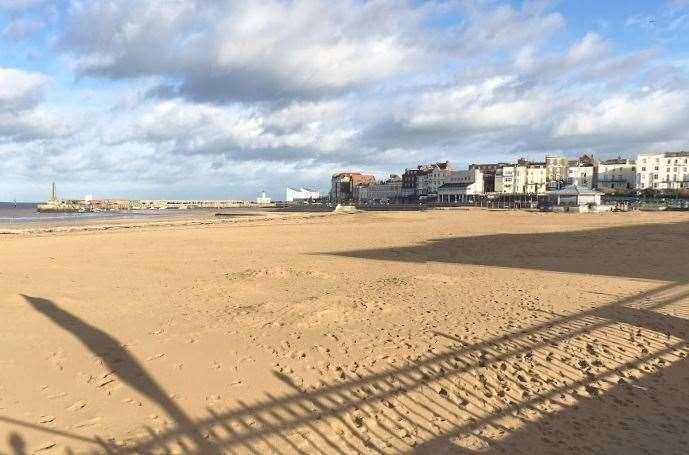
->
1;208;689;454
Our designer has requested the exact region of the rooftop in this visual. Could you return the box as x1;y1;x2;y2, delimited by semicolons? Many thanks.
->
287;187;319;192
666;151;689;158
553;184;602;196
600;158;635;165
439;182;472;189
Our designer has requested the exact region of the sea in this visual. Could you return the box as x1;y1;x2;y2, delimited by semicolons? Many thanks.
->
0;202;211;226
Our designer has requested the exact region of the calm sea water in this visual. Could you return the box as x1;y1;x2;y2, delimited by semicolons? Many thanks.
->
0;202;212;226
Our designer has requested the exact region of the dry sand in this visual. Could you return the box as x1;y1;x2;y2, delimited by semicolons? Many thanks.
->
1;209;689;454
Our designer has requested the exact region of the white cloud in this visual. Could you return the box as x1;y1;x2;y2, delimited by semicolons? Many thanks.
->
2;1;689;201
0;67;47;110
0;68;81;142
453;2;565;56
62;0;431;102
553;89;689;143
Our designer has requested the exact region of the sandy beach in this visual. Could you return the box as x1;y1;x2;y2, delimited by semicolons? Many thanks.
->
1;209;689;454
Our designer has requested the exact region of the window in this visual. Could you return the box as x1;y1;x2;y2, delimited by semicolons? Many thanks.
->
641;167;646;171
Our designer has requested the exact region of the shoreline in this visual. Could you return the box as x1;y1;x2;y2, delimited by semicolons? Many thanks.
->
0;210;337;236
1;206;685;237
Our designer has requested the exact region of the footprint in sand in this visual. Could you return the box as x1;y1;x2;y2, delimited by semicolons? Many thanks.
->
73;417;101;429
123;397;143;407
67;400;87;411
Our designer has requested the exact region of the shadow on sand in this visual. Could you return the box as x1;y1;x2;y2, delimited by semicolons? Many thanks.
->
318;219;689;283
3;220;689;453
17;295;220;455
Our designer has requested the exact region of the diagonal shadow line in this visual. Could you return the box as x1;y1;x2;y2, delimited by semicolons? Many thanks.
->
596;305;689;340
124;281;688;453
10;282;687;453
0;416;106;447
139;328;688;455
20;295;220;455
314;220;689;284
410;342;689;453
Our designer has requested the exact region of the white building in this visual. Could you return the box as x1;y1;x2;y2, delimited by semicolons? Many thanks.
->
286;187;320;202
525;165;547;194
495;164;547;194
417;161;453;196
545;155;569;189
550;184;603;212
256;191;271;204
567;164;595;189
438;169;484;202
357;176;402;203
596;158;636;191
636;152;689;190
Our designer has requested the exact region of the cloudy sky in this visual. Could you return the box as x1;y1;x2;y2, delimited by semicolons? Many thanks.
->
1;0;689;201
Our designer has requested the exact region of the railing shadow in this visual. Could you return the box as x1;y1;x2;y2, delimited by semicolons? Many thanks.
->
4;281;688;453
316;220;689;283
4;220;689;453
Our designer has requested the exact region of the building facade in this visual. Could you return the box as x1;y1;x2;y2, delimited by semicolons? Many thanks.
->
525;164;547;194
567;164;595;188
330;172;376;202
596;159;636;190
550;184;603;210
256;191;271;204
636;152;689;190
545;155;569;190
286;187;320;202
438;169;484;202
469;163;510;193
401;168;423;198
495;163;547;194
357;176;402;203
417;161;453;197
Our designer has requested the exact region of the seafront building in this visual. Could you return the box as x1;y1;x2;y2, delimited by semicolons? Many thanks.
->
333;151;689;205
636;152;689;190
256;191;271;204
597;158;636;190
437;169;484;202
330;172;376;203
416;161;453;197
401;168;423;199
356;175;402;203
286;187;320;202
545;155;569;190
469;163;510;193
494;160;547;194
550;182;603;212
